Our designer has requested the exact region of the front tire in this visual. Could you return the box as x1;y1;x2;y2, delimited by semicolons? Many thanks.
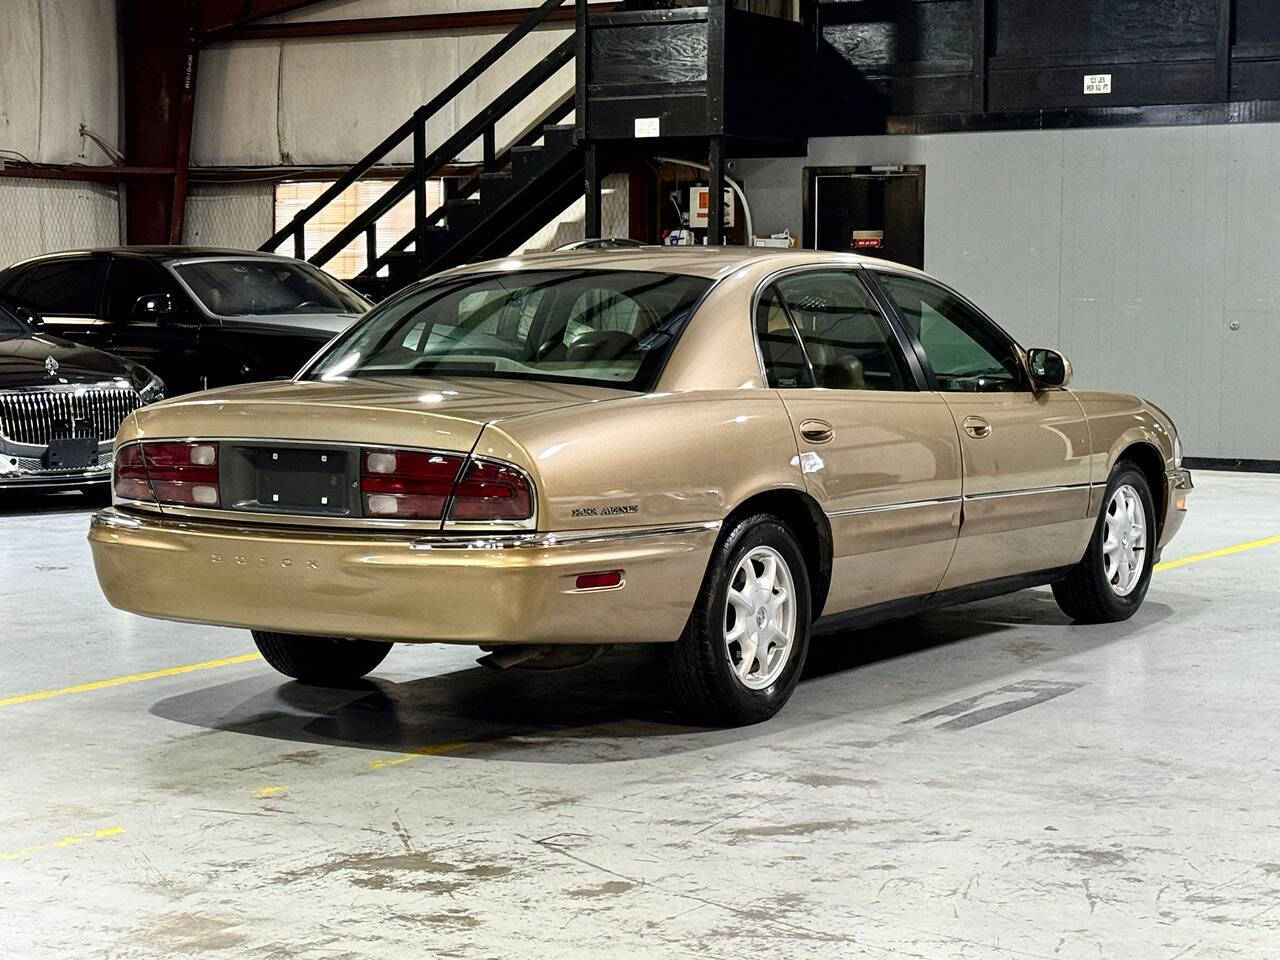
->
660;514;811;726
252;630;392;685
1052;462;1156;623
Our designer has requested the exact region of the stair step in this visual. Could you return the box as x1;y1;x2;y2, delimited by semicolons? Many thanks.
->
444;197;483;231
542;123;576;150
478;172;516;209
510;144;546;175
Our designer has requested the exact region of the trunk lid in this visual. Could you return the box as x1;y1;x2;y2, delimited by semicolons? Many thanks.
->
128;376;630;453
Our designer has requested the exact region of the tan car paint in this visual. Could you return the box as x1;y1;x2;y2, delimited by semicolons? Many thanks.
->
936;389;1094;588
780;390;963;608
474;390;807;533
89;247;1188;646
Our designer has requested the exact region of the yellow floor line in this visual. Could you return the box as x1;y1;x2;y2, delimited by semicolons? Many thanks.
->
368;741;471;769
0;826;125;863
0;653;261;710
1156;534;1280;572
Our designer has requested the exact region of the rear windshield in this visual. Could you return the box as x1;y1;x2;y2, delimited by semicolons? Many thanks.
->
304;269;712;391
173;259;369;317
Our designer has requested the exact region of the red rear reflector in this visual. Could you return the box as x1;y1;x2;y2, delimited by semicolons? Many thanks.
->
361;448;463;519
448;460;533;521
575;571;623;590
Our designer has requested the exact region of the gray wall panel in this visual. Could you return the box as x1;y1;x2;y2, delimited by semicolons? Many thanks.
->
738;123;1280;460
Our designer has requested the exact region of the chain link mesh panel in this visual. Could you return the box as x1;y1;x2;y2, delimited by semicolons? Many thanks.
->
0;179;120;266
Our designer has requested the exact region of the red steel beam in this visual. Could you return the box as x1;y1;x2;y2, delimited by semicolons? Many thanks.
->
120;0;200;244
195;0;330;37
0;165;175;182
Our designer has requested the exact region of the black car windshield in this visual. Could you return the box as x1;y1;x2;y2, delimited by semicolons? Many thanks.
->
173;259;368;317
304;269;712;391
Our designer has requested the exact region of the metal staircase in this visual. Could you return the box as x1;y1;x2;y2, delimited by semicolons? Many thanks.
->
259;0;587;299
260;0;818;299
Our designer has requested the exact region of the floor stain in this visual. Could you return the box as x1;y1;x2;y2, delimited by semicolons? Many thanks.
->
790;774;879;789
566;879;634;898
729;819;867;838
137;913;247;953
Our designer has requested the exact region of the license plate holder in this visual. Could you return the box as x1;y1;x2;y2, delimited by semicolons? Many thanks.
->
43;437;98;470
253;448;349;514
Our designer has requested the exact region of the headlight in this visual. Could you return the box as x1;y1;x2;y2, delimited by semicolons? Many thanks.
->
1173;434;1183;468
138;374;166;405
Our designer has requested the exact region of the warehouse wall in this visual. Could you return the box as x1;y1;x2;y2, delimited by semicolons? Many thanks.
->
0;0;122;262
192;0;601;168
738;124;1280;461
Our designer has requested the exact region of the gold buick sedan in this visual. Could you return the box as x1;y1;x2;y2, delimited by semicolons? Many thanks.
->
89;248;1192;725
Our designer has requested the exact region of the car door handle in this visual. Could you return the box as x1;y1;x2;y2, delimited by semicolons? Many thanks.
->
799;419;834;444
963;415;992;439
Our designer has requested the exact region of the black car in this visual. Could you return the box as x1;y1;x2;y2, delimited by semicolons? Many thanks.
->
0;247;370;397
0;300;164;490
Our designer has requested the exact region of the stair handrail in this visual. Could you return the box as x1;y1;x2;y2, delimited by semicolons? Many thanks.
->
260;0;574;261
356;90;577;281
300;35;575;270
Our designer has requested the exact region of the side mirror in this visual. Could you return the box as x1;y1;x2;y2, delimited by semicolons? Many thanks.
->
18;307;45;331
133;292;176;320
1027;347;1071;388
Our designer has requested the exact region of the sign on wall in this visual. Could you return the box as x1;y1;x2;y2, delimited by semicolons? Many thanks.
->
1083;74;1113;95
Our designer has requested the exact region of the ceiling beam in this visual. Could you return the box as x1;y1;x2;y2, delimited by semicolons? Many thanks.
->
195;0;331;38
211;2;619;42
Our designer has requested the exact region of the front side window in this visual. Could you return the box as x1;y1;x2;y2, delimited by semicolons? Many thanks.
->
106;259;182;324
0;302;27;335
876;272;1025;393
773;269;911;391
173;259;368;318
306;269;712;391
7;258;104;315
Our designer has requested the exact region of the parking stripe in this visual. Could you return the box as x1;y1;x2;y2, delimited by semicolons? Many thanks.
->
0;653;261;710
1155;534;1280;572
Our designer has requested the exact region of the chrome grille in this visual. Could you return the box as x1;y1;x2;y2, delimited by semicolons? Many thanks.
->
0;388;141;446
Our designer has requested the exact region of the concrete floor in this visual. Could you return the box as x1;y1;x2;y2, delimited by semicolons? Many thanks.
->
1;472;1278;959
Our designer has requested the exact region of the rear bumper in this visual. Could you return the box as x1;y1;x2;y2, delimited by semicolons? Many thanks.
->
1159;467;1193;547
88;508;718;645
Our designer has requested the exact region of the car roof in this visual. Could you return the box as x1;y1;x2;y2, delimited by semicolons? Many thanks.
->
448;246;934;281
2;247;299;270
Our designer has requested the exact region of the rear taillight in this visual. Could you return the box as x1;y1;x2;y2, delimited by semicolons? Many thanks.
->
113;444;150;501
361;449;463;519
114;441;220;507
447;459;533;521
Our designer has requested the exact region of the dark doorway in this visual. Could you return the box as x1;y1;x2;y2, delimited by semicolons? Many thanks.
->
803;165;926;268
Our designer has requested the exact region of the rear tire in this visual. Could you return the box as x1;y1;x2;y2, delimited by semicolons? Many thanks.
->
1052;462;1156;623
659;513;811;726
252;630;392;685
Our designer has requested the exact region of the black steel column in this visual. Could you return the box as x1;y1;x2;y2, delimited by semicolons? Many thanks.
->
707;136;725;246
584;141;601;239
413;108;427;266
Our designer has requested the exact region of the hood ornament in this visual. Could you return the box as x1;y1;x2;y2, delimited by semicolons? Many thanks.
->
45;355;59;377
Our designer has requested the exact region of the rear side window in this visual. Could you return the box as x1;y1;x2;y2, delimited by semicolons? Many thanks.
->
755;285;812;388
7;259;104;315
773;269;912;391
